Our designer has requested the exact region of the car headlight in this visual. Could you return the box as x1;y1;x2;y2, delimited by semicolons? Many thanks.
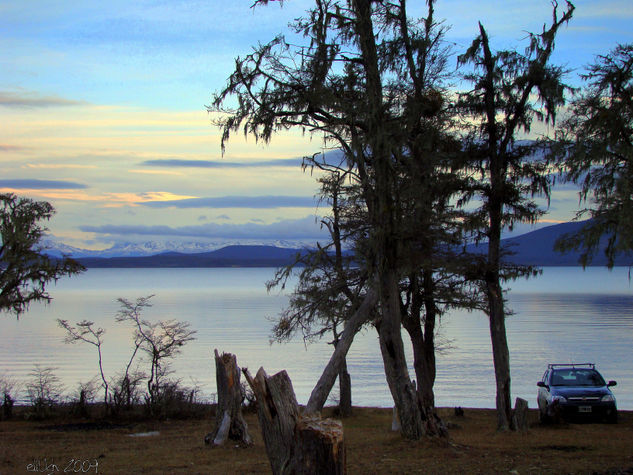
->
551;395;567;404
601;394;616;403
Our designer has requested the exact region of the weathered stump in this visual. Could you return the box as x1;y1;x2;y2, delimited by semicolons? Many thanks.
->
512;397;529;431
287;415;345;474
204;350;252;447
391;406;401;432
244;367;346;475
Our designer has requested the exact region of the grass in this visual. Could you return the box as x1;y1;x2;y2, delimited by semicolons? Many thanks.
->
2;406;632;474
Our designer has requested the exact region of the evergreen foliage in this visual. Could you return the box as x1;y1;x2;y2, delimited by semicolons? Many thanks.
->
553;43;633;267
0;193;84;316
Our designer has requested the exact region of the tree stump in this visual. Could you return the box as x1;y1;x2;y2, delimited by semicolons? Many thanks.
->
391;406;401;432
512;397;529;432
287;415;345;474
243;367;346;474
204;350;252;447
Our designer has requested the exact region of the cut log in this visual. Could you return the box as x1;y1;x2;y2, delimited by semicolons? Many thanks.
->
204;350;252;447
512;397;529;432
244;367;346;474
287;415;345;474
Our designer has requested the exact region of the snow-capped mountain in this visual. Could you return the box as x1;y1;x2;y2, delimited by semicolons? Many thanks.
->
42;238;315;258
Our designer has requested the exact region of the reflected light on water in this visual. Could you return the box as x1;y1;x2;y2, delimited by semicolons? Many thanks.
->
1;267;631;409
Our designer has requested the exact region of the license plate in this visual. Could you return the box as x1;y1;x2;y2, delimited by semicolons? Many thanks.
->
578;406;592;413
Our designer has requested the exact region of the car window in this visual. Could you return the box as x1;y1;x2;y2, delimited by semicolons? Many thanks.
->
551;369;605;387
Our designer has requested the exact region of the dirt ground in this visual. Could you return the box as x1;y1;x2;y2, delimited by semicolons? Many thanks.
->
1;407;632;474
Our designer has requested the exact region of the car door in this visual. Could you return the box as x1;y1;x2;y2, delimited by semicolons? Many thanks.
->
537;369;551;411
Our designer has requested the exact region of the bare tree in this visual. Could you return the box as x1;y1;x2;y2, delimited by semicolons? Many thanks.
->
57;319;110;409
26;365;64;418
115;295;196;414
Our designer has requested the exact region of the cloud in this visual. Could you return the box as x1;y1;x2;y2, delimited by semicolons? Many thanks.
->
0;179;87;189
139;195;317;209
128;169;184;176
0;144;27;152
141;158;304;168
79;216;327;240
0;90;88;108
24;163;98;170
140;150;346;169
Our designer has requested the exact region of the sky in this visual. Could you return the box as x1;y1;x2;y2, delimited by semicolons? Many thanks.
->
1;0;632;251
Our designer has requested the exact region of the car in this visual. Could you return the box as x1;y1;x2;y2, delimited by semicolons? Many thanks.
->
537;363;618;423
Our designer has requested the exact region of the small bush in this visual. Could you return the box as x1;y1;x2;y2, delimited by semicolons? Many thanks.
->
109;371;145;416
69;380;99;418
143;379;207;419
26;365;64;419
0;372;21;420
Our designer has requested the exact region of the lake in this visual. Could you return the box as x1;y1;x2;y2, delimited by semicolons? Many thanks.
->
1;267;632;410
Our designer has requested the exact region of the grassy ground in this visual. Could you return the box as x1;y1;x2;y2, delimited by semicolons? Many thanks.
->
1;407;632;474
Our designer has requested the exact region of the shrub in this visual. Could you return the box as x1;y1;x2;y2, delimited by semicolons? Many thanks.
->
26;365;64;419
0;372;21;420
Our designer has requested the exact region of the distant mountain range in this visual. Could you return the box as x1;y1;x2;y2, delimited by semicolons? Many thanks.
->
42;239;312;259
466;220;632;267
74;245;306;268
46;220;632;268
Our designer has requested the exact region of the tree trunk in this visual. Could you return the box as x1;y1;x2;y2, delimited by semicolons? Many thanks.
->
478;21;514;432
405;303;447;437
487;278;514;431
306;288;377;414
243;367;345;475
205;350;252;446
377;271;425;440
337;357;352;417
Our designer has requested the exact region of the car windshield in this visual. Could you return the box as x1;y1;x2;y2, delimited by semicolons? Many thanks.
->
550;369;606;387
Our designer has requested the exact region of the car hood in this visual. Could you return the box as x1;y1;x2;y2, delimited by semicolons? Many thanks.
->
551;386;612;398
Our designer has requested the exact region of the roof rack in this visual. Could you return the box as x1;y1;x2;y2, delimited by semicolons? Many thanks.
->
548;363;595;369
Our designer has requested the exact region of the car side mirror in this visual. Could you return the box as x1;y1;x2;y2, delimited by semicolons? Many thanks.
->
537;381;547;388
608;380;617;387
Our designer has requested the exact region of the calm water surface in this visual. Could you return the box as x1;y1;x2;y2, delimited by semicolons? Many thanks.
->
1;267;631;409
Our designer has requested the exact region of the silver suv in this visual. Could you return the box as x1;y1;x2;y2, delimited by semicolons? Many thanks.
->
537;363;618;423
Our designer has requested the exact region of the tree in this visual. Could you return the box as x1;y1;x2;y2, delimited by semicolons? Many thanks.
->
268;170;369;416
553;43;633;267
0;193;84;316
57;319;110;410
115;295;197;415
26;365;64;418
456;1;574;430
211;0;466;438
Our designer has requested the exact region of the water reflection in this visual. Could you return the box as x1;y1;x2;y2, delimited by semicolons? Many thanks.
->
0;267;631;409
